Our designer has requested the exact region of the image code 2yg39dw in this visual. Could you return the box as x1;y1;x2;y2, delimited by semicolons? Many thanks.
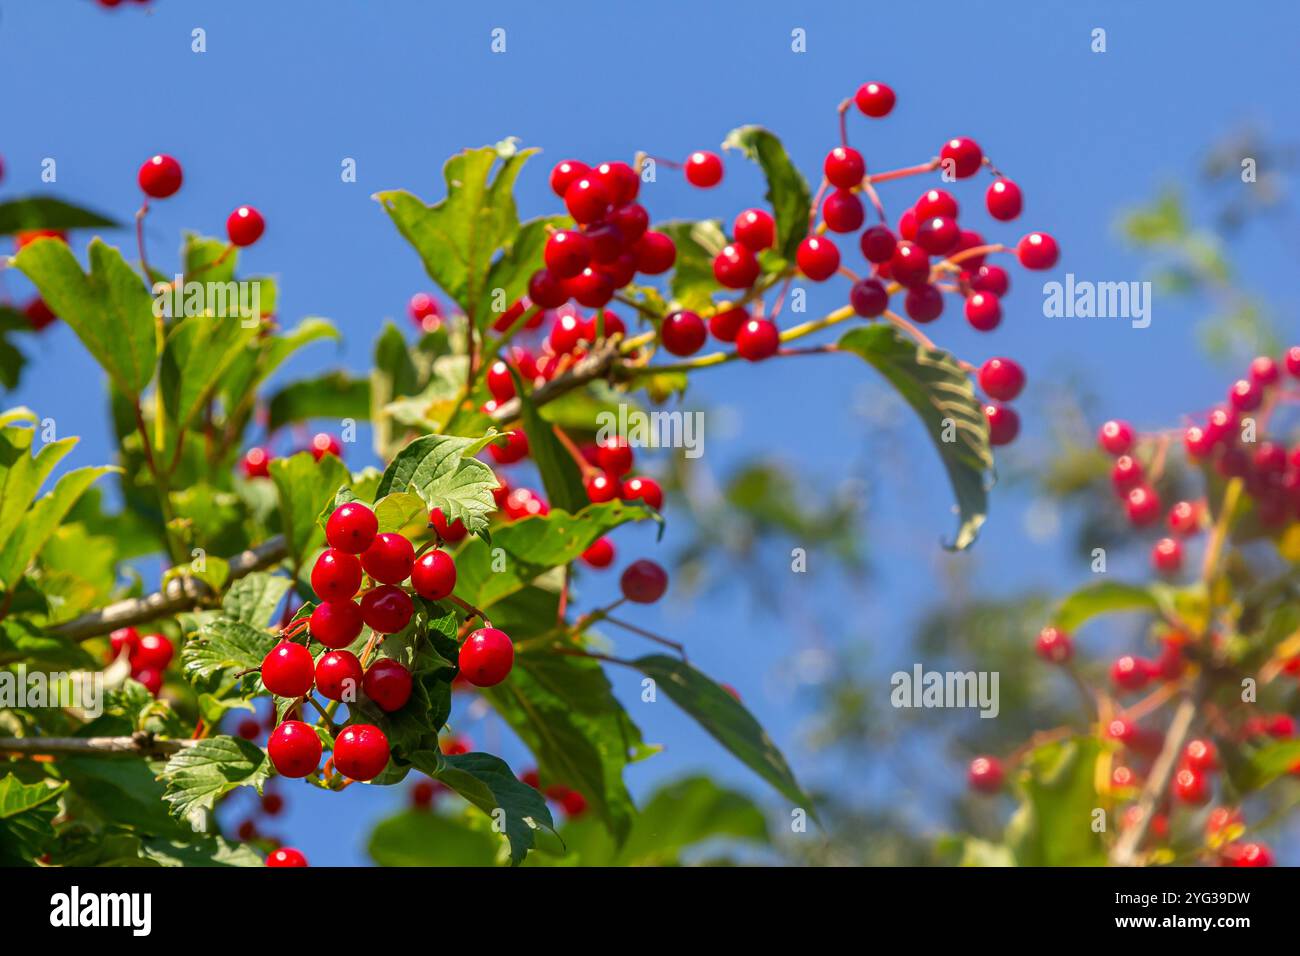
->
0;0;1297;939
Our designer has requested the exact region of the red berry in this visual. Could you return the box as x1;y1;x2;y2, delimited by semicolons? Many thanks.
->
333;724;390;781
915;216;959;256
597;438;634;477
859;225;897;264
984;403;1020;446
897;209;918;241
311;549;363;601
964;291;1001;331
138;154;182;198
889;241;931;287
109;626;140;661
363;658;413;712
905;284;944;323
1249;355;1279;386
621;476;663;510
849;278;889;317
854;82;895;117
620;559;668;603
488;429;529;465
134;667;163;696
1183;425;1214;459
1111;455;1144;493
633;231;676;274
315;650;363;702
428;507;467;543
24;297;56;331
226;206;265;247
967;756;1003;793
1035;626;1072;663
581;537;616;568
978;358;1025;402
736;318;780;362
411;550;457;601
610;203;649;245
684;151;723;188
325;502;378;554
134;633;174;670
411;779;438;808
822;189;865;233
459;627;515;686
914;188;958;220
586;472;618;503
985;179;1022;220
359;533;413;586
795;236;840;281
527;269;568;309
267;847;308;867
709;307;748;342
1167;500;1199;536
1228;377;1262;413
359;586;414;634
939;137;982;179
1286;346;1300;378
408;293;440;326
969;264;1010;296
582;309;626;342
544;230;591;279
309;600;364;649
713;243;761;289
1098;420;1135;455
268;720;322;778
310;433;341;461
549;160;589;198
661;310;707;356
1111;655;1153;691
1016;232;1059;270
824;146;865;189
564;177;609;225
1229;843;1274;867
1173;767;1210;806
1126;485;1162;526
561;789;588;817
261;792;284;816
237;719;261;740
568;268;615;308
261;641;315;698
733;208;775;252
1184;739;1217;772
548;311;583;354
484;360;516;404
242;447;272;478
591;161;639;206
1152;537;1183;575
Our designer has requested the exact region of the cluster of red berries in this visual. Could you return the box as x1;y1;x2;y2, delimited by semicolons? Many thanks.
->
105;626;174;696
520;768;588;818
240;432;342;478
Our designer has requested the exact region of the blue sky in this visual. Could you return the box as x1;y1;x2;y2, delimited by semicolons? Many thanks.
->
3;0;1298;864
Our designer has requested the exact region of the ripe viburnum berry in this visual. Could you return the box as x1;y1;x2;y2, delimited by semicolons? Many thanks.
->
363;658;413;712
1152;537;1183;574
905;284;943;323
550;160;589;198
134;668;163;696
1184;739;1217;772
242;447;272;478
597;438;633;476
849;278;888;317
889;241;931;287
583;309;626;342
1016;232;1059;270
1111;655;1153;691
226;206;265;247
1111;455;1144;493
311;548;363;601
488;429;529;464
733;208;775;251
969;264;1009;296
325;502;378;554
428;506;467;543
1249;355;1279;385
1126;485;1161;526
581;537;615;568
978;358;1026;401
1167;500;1199;536
528;268;568;308
109;626;140;661
822;190;865;233
134;633;174;670
409;292;440;326
544;229;591;279
824;146;865;188
333;724;391;781
964;291;1001;331
1229;843;1274;867
620;559;668;603
359;533;414;585
592;161;638;205
237;719;261;740
1097;419;1135;455
310;433;341;460
1035;626;1072;663
967;756;1003;793
859;225;897;264
915;215;959;256
940;137;982;179
315;650;363;702
854;81;895;117
1174;767;1210;805
267;847;309;868
411;550;457;601
621;476;663;510
1227;377;1262;413
611;203;649;244
137;154;182;198
1286;345;1300;377
485;360;516;403
360;586;414;634
984;403;1019;446
684;151;723;188
310;600;364;649
564;177;610;224
661;310;707;356
709;307;748;342
268;720;322;778
261;641;315;698
736;318;780;362
568;267;615;308
796;236;840;281
985;179;1022;220
633;231;676;274
585;471;619;503
713;243;760;289
459;628;515;686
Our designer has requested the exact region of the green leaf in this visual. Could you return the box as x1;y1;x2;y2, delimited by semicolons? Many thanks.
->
370;321;420;457
1220;739;1300;792
632;654;813;812
183;616;278;683
0;773;66;819
483;215;567;326
373;491;431;539
160;312;260;442
1005;736;1105;866
269;451;350;567
0;464;117;589
839;325;993;550
374;433;499;536
266;372;370;433
368;809;502;866
515;373;587;514
13;238;158;399
138;834;264;867
0;196;117;235
1051;581;1166;633
612;775;769;865
159;736;269;828
57;754;184;834
722;126;812;259
0;774;65;865
658;220;726;312
221;572;292;627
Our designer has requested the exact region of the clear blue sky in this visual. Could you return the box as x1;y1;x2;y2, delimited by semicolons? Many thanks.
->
3;0;1297;864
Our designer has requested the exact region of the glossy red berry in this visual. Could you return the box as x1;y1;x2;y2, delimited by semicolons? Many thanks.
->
661;310;707;356
713;243;760;289
964;292;1001;331
548;311;583;354
709;307;748;342
1111;655;1153;691
310;433;341;461
904;284;944;323
359;533;414;585
592;161;639;205
226;206;265;247
914;188;958;220
854;82;895;117
108;626;140;661
736;318;780;362
967;756;1003;793
333;724;391;781
889;241;931;287
597;438;633;477
310;600;364;649
134;667;163;696
311;548;363;601
620;559;668;603
1184;739;1217;772
581;537;615;568
268;720;322;778
822;189;865;233
1229;843;1274;867
134;633;174;670
568;267;615;308
1098;419;1135;455
796;236;840;281
1126;485;1162;526
528;268;568;309
621;476;663;510
1183;425;1214;459
459;627;515;686
488;429;529;465
976;358;1024;402
325;502;378;554
360;585;414;634
1016;232;1059;270
583;309;626;342
940;137;982;179
915;215;959;256
985;179;1022;220
969;264;1010;296
138;154;182;198
1228;377;1262;413
363;658;413;712
849;278;888;317
1152;537;1183;575
610;203;649;245
549;160;589;198
411;549;457;601
859;225;897;264
564;177;610;225
242;447;271;478
408;292;440;327
428;506;467;544
1167;500;1199;536
897;209;918;241
261;641;315;698
484;361;516;404
237;719;261;740
824;146;865;189
684;151;723;188
984;403;1020;446
1286;345;1300;378
1111;455;1144;493
585;471;619;503
1035;626;1072;663
544;230;591;279
1173;767;1210;806
733;208;775;252
315;650;363;702
633;231;676;274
